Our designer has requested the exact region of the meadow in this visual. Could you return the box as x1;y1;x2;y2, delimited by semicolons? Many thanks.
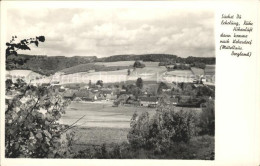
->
95;61;135;67
61;101;156;128
60;102;202;150
205;65;215;76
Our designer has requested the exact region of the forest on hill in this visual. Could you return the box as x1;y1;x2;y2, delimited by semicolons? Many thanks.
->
6;53;215;76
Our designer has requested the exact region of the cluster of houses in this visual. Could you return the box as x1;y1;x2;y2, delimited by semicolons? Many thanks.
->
63;87;117;102
60;82;185;108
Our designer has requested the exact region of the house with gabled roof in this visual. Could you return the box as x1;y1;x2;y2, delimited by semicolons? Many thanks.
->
139;96;158;107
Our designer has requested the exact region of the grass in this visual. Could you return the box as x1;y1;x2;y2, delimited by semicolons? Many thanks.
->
191;67;205;76
61;63;130;75
73;135;215;159
205;65;215;76
61;102;214;159
71;127;129;152
166;70;193;76
61;102;156;128
95;61;135;67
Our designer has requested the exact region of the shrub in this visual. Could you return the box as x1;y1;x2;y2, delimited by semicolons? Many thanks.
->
133;61;145;68
198;100;215;136
127;100;198;153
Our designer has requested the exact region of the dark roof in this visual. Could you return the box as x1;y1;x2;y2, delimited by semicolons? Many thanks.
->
139;96;157;102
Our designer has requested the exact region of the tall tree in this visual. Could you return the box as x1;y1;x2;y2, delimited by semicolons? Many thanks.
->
127;69;131;76
157;82;169;94
136;78;143;89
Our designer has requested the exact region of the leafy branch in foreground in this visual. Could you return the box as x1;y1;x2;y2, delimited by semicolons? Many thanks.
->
6;36;45;57
5;36;78;158
5;79;74;158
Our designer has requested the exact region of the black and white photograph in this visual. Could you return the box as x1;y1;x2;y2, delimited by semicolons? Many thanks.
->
4;3;216;160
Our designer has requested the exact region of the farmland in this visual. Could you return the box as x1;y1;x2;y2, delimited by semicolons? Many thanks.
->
95;61;135;67
60;101;156;128
60;102;202;149
205;65;215;76
60;102;156;149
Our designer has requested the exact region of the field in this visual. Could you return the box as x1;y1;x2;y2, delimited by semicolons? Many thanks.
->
205;65;215;76
95;61;159;67
191;67;205;76
61;102;156;128
95;61;135;67
162;70;194;83
60;102;155;150
61;102;202;150
26;62;215;86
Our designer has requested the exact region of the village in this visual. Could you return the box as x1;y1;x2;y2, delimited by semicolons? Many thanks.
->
58;76;214;109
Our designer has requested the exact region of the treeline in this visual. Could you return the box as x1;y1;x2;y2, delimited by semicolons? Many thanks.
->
6;54;97;76
97;54;178;62
98;54;215;65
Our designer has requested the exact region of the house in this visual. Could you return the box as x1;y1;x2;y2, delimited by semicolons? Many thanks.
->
105;93;117;101
139;96;158;107
6;70;42;83
166;98;179;105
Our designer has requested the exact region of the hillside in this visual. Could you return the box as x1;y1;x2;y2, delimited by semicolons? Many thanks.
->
6;53;215;76
97;54;179;62
6;54;97;76
61;63;130;75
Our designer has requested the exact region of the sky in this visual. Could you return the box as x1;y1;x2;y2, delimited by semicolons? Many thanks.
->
6;8;215;58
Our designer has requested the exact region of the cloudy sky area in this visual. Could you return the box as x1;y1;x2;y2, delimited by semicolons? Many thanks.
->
7;8;214;58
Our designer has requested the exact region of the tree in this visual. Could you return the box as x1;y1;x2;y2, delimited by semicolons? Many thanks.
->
127;97;198;153
5;36;74;158
126;84;142;99
157;82;169;94
127;69;131;76
136;78;143;89
96;80;103;87
88;80;92;87
5;78;74;158
133;61;145;68
198;100;215;136
6;36;45;70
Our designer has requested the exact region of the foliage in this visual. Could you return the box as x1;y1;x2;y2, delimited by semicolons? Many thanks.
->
196;86;214;97
6;54;97;75
5;79;73;158
192;62;206;69
125;84;142;99
74;135;214;159
127;99;199;153
198;100;215;136
98;54;178;62
136;78;143;89
96;80;104;87
173;63;191;70
6;36;45;70
127;69;131;76
5;36;75;158
133;61;145;68
6;36;45;58
157;82;169;94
